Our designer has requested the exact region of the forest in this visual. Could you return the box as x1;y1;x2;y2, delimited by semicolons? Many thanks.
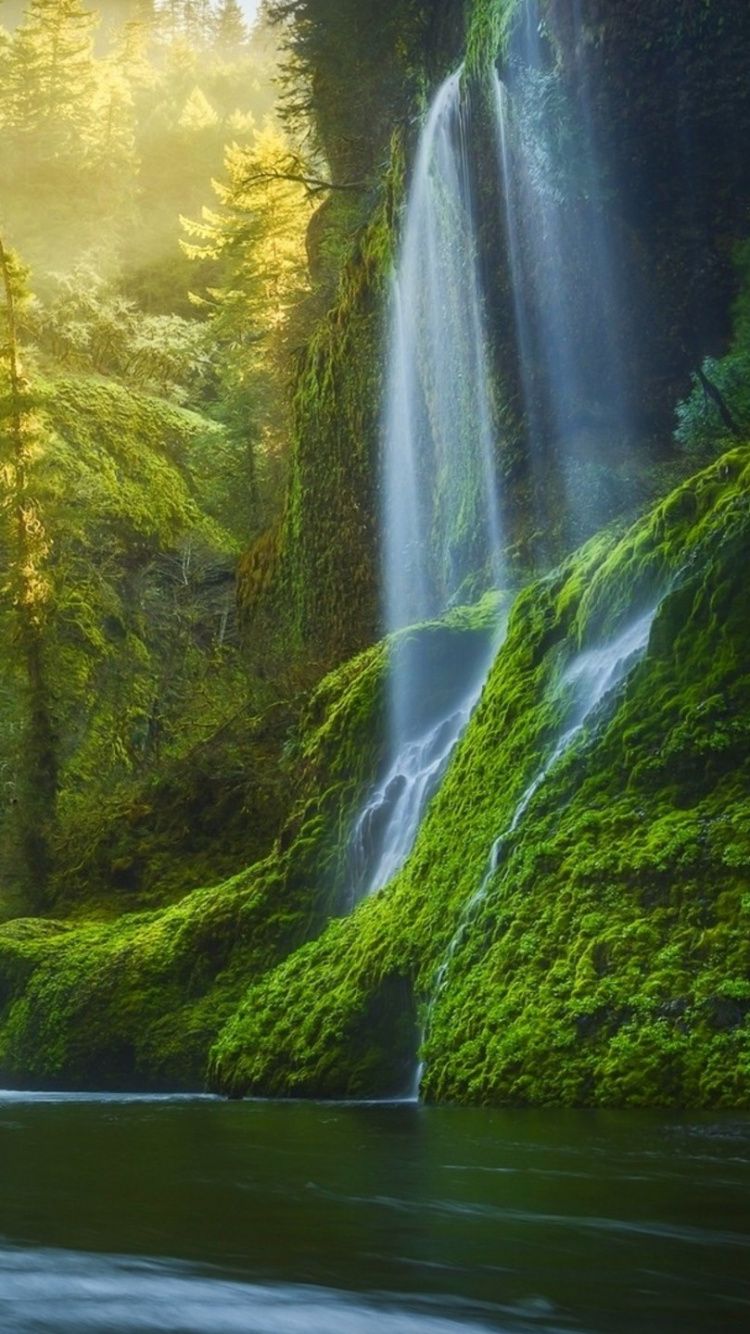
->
0;0;749;1110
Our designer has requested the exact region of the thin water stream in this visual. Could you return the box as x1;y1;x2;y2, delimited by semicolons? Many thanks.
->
1;1094;749;1332
422;607;657;1043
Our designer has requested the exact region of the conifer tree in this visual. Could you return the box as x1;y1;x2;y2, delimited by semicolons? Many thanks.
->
213;0;248;54
4;0;99;157
0;236;56;908
181;120;311;529
0;0;138;275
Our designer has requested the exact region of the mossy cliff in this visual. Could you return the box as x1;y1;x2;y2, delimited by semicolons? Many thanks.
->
0;608;495;1088
211;446;750;1105
543;0;750;435
240;0;750;666
237;186;397;670
2;449;749;1102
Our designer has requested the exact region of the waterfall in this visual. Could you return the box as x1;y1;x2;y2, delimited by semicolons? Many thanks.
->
493;0;631;543
383;70;502;640
347;71;505;906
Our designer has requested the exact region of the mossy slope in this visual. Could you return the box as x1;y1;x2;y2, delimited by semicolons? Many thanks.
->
1;451;749;1101
0;609;495;1088
210;447;750;1105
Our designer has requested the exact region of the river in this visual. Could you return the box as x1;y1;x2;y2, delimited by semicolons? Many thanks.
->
0;1093;748;1332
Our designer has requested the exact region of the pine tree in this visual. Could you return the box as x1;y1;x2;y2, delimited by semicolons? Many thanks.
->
4;0;99;157
156;0;215;47
0;235;56;908
213;0;248;55
181;120;311;529
0;0;140;276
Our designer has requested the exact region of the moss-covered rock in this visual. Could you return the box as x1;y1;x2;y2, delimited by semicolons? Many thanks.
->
2;449;750;1103
210;446;750;1106
0;603;494;1087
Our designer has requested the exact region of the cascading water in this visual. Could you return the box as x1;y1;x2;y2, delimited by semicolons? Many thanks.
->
422;605;658;1051
493;0;632;544
347;71;505;905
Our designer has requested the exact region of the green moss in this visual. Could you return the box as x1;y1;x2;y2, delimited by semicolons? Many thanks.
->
50;699;295;914
0;371;246;915
465;0;522;78
0;599;500;1086
210;445;750;1107
3;449;750;1103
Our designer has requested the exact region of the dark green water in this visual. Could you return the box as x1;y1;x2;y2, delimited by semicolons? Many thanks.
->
0;1094;748;1332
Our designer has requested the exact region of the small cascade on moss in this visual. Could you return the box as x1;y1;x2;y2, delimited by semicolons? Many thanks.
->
493;0;633;546
347;70;505;905
418;603;658;1088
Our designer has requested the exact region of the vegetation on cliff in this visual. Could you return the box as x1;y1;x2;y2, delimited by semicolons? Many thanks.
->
0;0;749;1108
209;446;750;1105
1;445;749;1105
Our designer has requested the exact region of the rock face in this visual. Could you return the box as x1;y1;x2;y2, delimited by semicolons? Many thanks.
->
546;0;750;431
243;0;750;654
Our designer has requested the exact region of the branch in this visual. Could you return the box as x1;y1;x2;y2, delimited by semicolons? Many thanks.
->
239;168;366;197
696;365;742;437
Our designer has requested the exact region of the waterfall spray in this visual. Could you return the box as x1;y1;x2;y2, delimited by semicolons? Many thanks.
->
492;0;632;543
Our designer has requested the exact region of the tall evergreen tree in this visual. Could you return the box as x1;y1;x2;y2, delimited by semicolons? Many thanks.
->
213;0;248;54
3;0;99;156
0;0;140;275
181;121;311;530
0;236;56;908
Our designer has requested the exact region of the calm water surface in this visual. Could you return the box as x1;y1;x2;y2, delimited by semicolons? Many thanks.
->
0;1093;748;1332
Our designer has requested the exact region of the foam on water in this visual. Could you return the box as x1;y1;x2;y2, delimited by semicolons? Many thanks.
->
0;1246;558;1334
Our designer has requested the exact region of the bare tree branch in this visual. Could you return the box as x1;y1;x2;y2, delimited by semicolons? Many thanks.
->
238;167;366;196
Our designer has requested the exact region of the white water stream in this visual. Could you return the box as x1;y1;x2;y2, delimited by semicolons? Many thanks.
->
420;605;657;1073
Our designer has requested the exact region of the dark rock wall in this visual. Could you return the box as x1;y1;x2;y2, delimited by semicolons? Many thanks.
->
547;0;750;431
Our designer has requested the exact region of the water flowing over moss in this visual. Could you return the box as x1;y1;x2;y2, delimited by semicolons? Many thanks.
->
0;603;496;1088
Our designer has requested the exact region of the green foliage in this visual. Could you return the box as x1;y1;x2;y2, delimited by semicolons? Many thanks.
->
465;0;522;77
0;0;136;275
675;355;750;456
0;370;246;913
0;234;57;908
181;119;313;532
0;0;277;302
0;600;496;1085
33;264;210;405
